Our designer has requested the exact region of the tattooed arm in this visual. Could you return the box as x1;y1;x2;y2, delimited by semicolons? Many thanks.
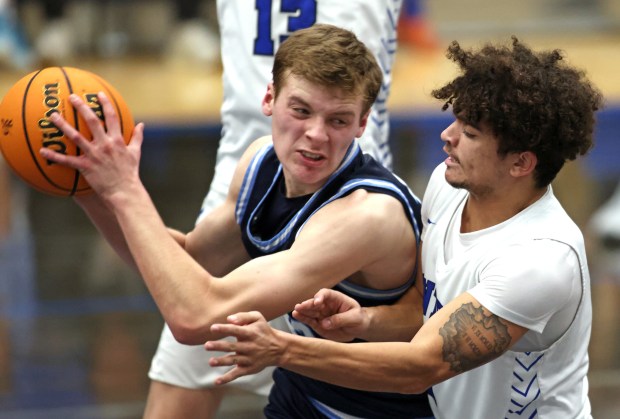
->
206;291;528;393
431;295;520;376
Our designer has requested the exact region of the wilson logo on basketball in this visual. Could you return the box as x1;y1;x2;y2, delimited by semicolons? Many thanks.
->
39;82;67;160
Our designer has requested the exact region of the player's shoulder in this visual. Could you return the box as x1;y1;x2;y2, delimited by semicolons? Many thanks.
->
326;188;408;227
246;135;273;155
237;136;273;165
228;136;274;198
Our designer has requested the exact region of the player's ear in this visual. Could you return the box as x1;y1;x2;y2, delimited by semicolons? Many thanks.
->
355;109;370;138
510;151;538;178
261;82;276;116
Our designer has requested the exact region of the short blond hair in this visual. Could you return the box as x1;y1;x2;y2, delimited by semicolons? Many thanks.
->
272;24;382;118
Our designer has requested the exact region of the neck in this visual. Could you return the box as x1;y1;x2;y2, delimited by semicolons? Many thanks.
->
461;186;546;233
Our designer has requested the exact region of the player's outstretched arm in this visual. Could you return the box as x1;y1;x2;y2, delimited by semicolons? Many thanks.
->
206;291;529;393
38;93;419;346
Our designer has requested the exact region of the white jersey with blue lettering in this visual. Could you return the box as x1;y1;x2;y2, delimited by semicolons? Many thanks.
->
420;163;592;418
149;0;405;393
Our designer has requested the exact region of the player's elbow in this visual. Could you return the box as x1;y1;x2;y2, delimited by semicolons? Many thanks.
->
166;311;212;345
397;357;441;394
169;325;207;345
400;379;432;395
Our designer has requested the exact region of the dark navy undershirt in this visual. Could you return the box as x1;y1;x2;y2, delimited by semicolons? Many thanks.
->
251;177;312;240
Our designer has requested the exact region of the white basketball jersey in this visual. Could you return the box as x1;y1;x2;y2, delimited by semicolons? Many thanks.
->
420;164;592;419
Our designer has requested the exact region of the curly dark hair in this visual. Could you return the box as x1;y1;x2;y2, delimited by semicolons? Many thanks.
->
432;37;604;187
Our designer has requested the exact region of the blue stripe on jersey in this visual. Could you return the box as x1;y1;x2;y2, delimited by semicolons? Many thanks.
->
310;398;365;419
241;140;361;253
235;143;274;223
295;177;421;244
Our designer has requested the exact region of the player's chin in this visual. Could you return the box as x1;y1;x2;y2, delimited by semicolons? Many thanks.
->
290;166;330;188
444;172;467;190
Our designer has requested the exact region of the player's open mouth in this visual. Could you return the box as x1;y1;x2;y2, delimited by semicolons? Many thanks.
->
301;151;323;161
446;154;459;164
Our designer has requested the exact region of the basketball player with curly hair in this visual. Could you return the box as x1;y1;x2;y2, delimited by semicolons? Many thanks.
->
206;37;603;418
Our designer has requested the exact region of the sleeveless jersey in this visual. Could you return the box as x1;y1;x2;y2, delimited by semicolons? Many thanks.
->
421;163;592;418
236;141;432;418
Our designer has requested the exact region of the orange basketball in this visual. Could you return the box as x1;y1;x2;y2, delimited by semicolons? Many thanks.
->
0;66;134;196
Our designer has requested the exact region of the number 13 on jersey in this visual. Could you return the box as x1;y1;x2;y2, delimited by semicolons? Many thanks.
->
254;0;318;56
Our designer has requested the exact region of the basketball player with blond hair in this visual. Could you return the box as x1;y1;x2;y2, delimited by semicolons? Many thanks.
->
41;24;433;418
147;1;409;417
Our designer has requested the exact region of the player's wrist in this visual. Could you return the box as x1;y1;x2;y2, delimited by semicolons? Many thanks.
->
277;329;301;368
353;307;374;341
103;181;148;211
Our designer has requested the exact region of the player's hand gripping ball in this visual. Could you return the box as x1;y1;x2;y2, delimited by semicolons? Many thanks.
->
0;67;134;196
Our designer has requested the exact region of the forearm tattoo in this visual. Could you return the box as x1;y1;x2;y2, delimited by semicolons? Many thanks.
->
439;302;511;373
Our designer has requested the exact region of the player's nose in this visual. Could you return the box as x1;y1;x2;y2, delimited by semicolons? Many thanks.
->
305;117;329;143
